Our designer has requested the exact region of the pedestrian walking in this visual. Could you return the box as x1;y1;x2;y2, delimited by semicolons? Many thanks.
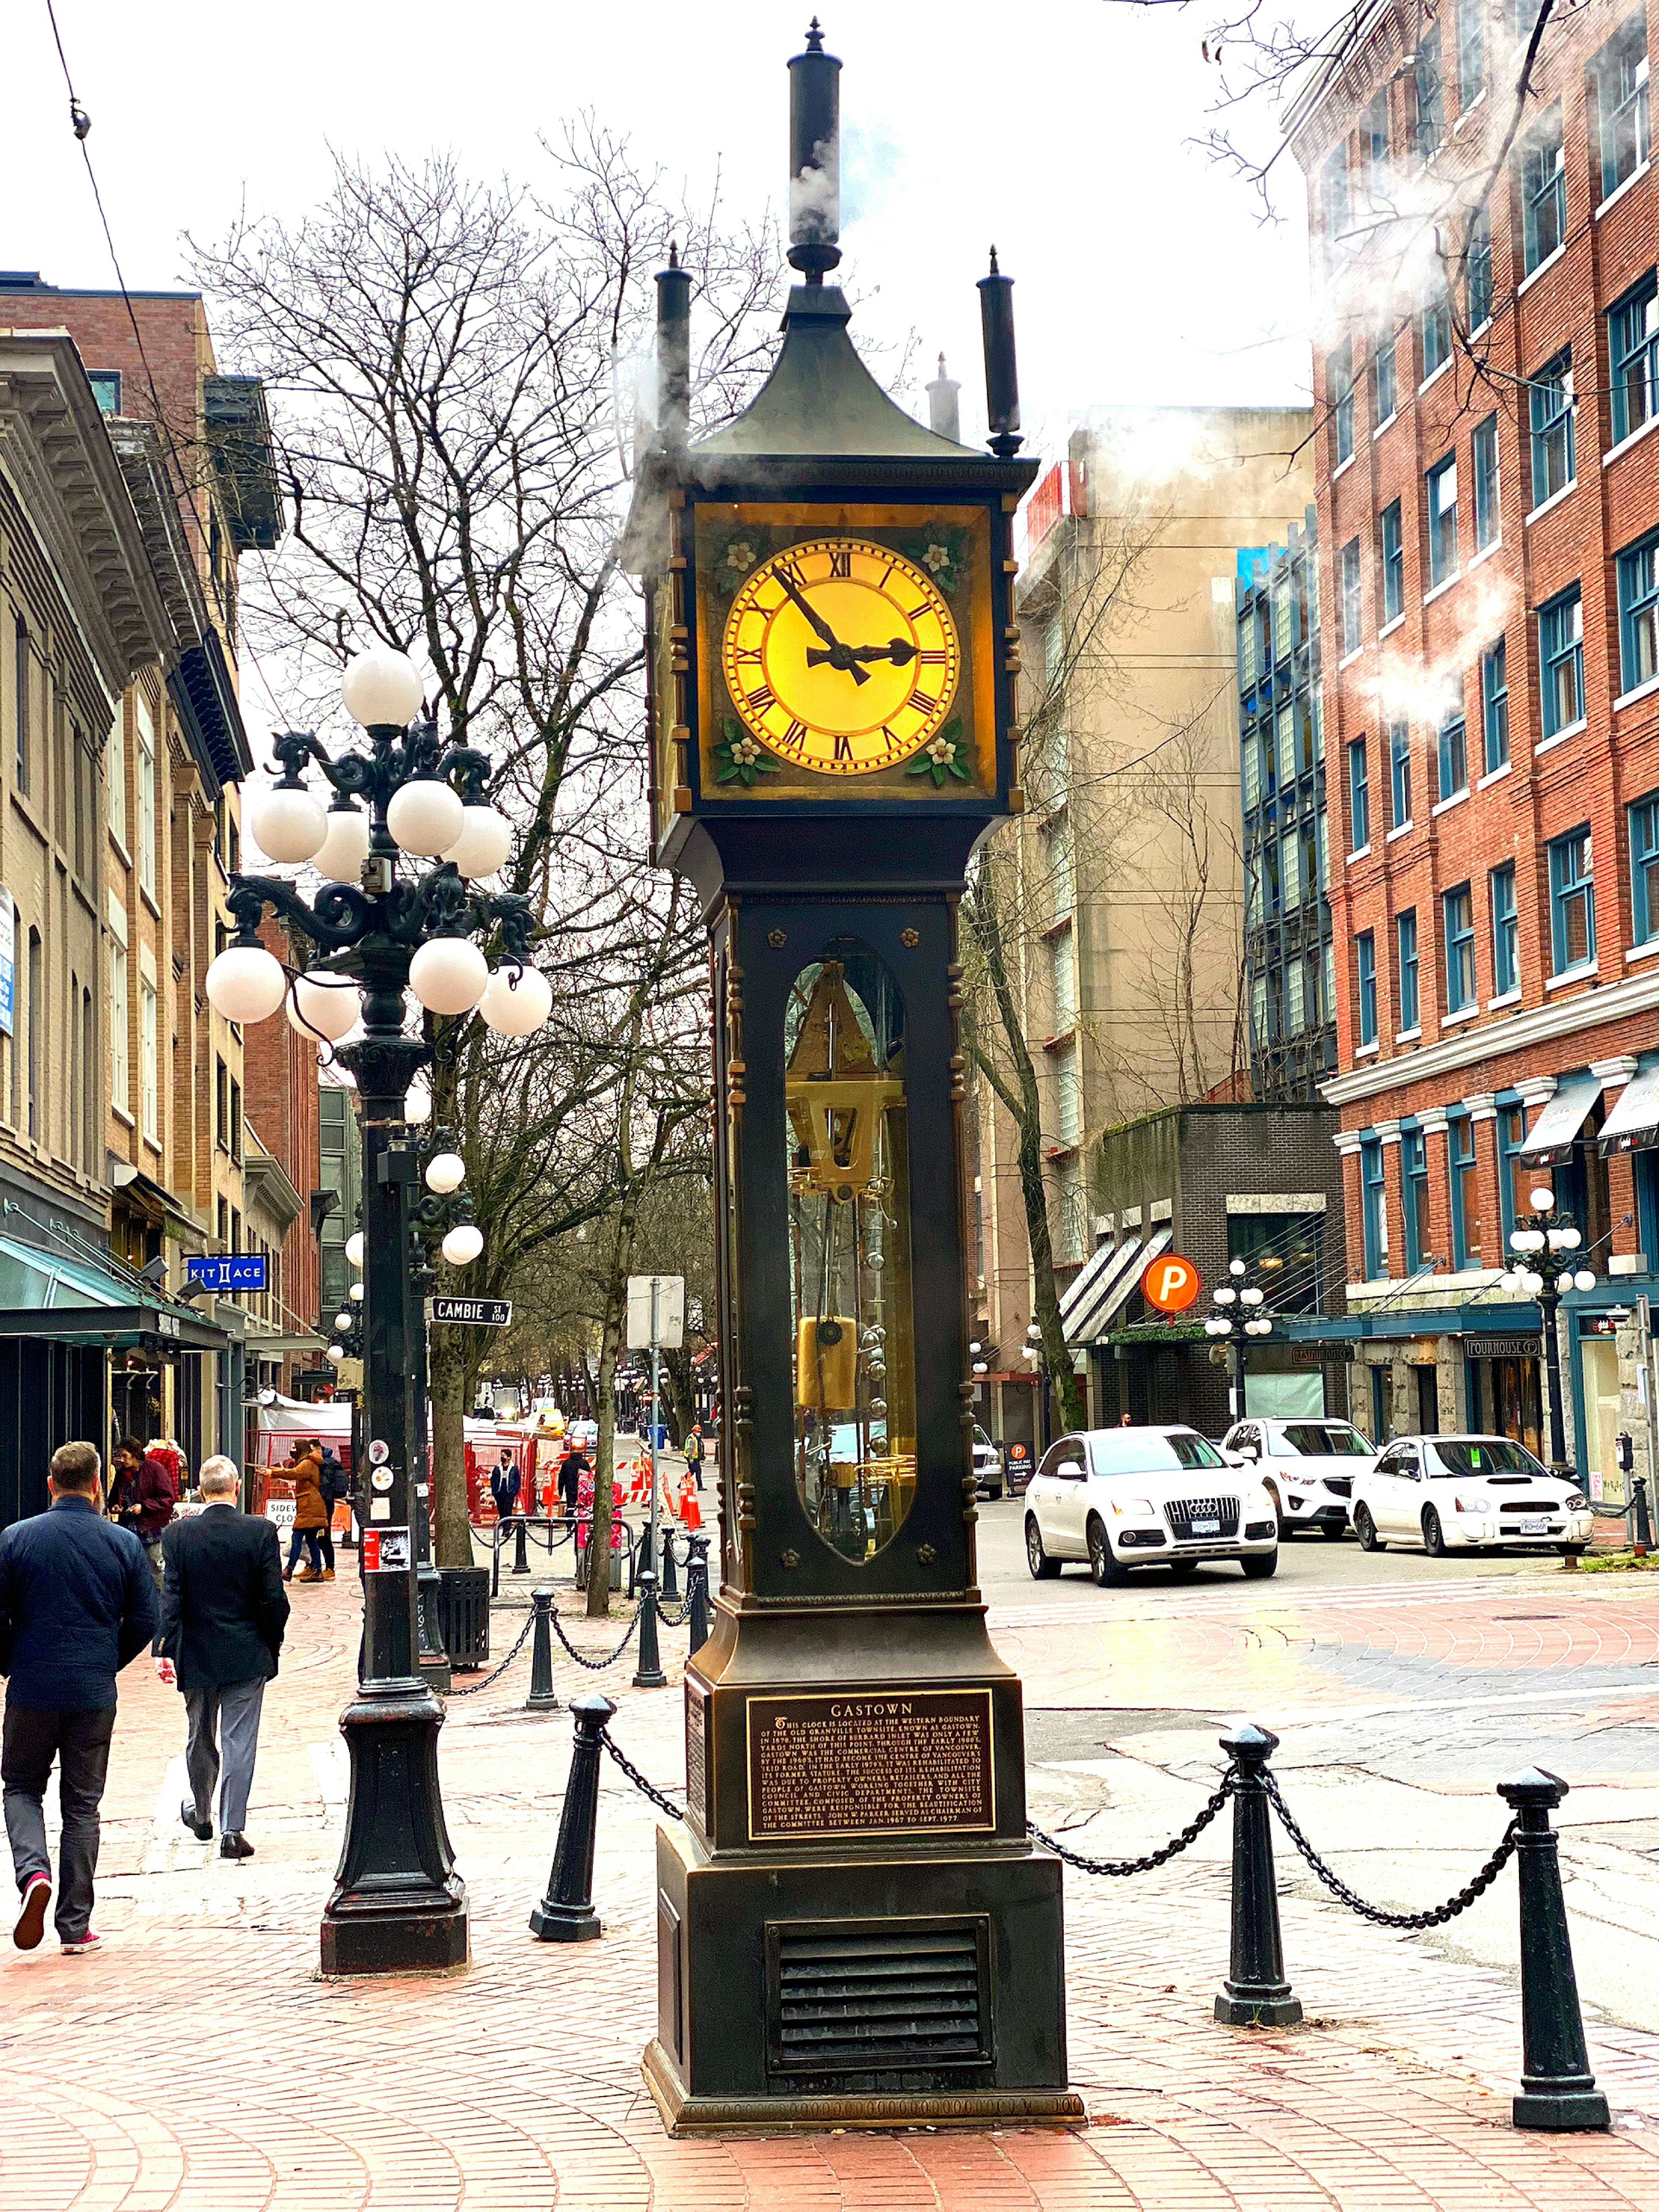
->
312;1448;345;1581
686;1424;706;1492
154;1456;288;1861
489;1450;521;1522
557;1445;587;1523
108;1435;178;1587
282;1440;329;1583
0;1440;158;1955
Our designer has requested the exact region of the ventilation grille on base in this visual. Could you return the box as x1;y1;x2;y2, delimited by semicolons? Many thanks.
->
766;1919;992;2078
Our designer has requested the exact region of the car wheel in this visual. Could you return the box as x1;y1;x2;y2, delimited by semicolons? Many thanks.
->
1321;1522;1347;1540
1422;1506;1448;1557
1263;1482;1287;1541
987;1485;1003;1502
1354;1503;1384;1551
1025;1516;1061;1580
1240;1549;1278;1580
1087;1516;1130;1587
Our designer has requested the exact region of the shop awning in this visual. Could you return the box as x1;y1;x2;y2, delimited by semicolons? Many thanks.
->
1599;1065;1659;1157
1518;1076;1602;1167
1060;1237;1138;1342
0;1232;226;1351
1062;1229;1172;1345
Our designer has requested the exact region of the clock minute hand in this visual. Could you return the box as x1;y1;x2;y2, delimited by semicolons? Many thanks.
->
775;570;870;685
807;638;917;669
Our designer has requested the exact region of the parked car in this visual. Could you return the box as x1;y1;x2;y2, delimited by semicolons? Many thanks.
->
1219;1417;1376;1537
972;1423;1004;1500
1349;1434;1594;1557
1024;1425;1280;1585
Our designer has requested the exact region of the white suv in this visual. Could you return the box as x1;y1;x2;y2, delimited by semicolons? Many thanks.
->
1220;1417;1376;1538
1350;1434;1595;1557
1024;1426;1280;1585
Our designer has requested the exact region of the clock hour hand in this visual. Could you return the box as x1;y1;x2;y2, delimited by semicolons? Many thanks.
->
807;638;917;669
775;570;870;685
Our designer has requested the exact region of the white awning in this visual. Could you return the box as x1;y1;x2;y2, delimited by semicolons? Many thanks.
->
1062;1228;1173;1345
1059;1237;1140;1344
1517;1076;1602;1166
1599;1064;1659;1156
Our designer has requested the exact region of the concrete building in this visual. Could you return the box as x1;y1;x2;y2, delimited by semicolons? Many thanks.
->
1287;0;1659;1494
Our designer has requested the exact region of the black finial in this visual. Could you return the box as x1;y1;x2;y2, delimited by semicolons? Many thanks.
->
988;245;1000;275
978;249;1022;459
788;22;842;281
806;16;824;48
668;239;680;269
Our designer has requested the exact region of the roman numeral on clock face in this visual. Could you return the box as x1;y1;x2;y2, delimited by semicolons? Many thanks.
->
776;557;805;589
828;547;851;578
833;733;853;762
734;647;763;666
911;692;938;716
918;649;947;665
747;683;775;713
783;719;809;747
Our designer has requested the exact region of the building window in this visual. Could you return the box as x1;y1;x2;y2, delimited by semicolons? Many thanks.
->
1522;106;1566;271
1413;26;1444;154
1427;453;1459;584
1402;1126;1432;1269
1281;823;1302;907
108;898;129;1109
1242;729;1261;812
1331;340;1355;462
13;623;29;795
136;690;157;901
82;986;95;1176
1538;585;1584;736
1398;909;1420;1030
1421;284;1452;379
1618;530;1659;694
86;369;122;414
1610;275;1658;446
1323;145;1351;261
1548;825;1595;972
1481;640;1509;770
108;698;127;847
1597;18;1650;202
1340;537;1362;653
1389;717;1411;827
1380;499;1404;621
1456;0;1485;102
1491;862;1519;994
1449;1113;1482;1266
1471;415;1499;549
1437;706;1468;801
1365;88;1392;207
1444;883;1476;1009
1528;353;1575;505
1360;1135;1389;1277
1049;927;1076;1034
26;927;41;1142
1371;329;1398;428
140;973;159;1144
230;1077;244;1166
1497;1101;1531;1246
216;1055;229;1153
1357;930;1378;1046
1466;203;1493;330
1630;794;1659;944
1348;737;1370;849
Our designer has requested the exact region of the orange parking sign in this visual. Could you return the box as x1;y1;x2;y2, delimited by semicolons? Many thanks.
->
1141;1253;1200;1313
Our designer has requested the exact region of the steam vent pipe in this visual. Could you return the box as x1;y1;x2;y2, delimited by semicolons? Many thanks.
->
788;18;842;278
979;248;1023;459
656;244;691;449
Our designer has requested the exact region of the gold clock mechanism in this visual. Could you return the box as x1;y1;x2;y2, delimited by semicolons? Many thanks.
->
785;961;905;1201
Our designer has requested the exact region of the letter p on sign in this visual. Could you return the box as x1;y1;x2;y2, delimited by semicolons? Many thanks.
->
1141;1254;1199;1313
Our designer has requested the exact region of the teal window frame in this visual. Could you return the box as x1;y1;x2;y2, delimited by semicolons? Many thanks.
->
1472;413;1499;548
1522;107;1566;271
1529;352;1574;507
1630;792;1659;945
1538;585;1584;737
1481;640;1509;770
1357;929;1377;1045
1381;499;1404;621
1348;737;1370;849
1491;862;1518;994
1548;824;1595;973
1617;529;1659;695
1398;908;1420;1029
1610;274;1658;446
1444;882;1476;1010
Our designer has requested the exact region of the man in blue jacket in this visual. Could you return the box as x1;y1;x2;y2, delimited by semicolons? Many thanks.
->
0;1440;158;1955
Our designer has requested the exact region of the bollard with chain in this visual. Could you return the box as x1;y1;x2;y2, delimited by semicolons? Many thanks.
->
1214;1723;1303;2028
660;1525;680;1602
1498;1769;1609;2130
511;1516;530;1576
633;1569;667;1689
529;1693;615;1942
526;1586;559;1713
686;1532;711;1655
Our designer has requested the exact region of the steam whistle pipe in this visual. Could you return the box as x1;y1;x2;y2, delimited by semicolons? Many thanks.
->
978;248;1023;459
787;18;841;279
655;246;691;449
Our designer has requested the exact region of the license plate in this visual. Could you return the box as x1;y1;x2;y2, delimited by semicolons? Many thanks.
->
1191;1518;1220;1535
1518;1518;1549;1534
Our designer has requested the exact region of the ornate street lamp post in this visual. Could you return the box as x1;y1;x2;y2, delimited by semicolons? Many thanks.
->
1204;1257;1276;1423
1499;1184;1598;1476
204;648;551;1975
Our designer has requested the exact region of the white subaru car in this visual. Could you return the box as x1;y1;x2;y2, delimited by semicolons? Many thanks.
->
1024;1425;1280;1584
1349;1434;1594;1557
1219;1417;1376;1537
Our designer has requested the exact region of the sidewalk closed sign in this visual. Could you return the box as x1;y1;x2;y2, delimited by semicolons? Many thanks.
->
429;1296;512;1327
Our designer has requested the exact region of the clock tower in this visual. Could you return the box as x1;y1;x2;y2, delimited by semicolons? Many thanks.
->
627;22;1080;2134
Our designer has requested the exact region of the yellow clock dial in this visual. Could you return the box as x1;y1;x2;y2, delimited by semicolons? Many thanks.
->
721;537;960;776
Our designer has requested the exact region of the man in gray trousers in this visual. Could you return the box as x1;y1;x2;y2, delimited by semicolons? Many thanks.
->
155;1456;289;1859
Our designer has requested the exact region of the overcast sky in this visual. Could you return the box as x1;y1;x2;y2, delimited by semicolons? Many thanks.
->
6;0;1312;461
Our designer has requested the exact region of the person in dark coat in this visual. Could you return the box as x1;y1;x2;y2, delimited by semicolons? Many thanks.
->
489;1451;521;1522
108;1436;178;1588
0;1440;158;1955
155;1456;288;1859
557;1446;588;1521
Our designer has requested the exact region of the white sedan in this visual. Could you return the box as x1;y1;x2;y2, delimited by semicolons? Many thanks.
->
1350;1434;1594;1557
1024;1425;1281;1585
1220;1416;1376;1537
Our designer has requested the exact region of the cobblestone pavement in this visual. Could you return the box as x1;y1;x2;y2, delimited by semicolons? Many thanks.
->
7;1567;1659;2209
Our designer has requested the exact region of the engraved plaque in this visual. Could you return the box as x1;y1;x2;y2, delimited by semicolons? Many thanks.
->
684;1678;710;1833
747;1688;994;1840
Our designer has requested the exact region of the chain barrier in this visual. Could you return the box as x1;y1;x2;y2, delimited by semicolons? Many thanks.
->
656;1596;694;1626
1029;1773;1236;1875
550;1602;643;1671
445;1608;536;1697
1264;1770;1518;1928
599;1726;686;1820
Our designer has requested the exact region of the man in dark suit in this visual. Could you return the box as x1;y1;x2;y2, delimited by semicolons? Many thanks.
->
154;1456;289;1861
0;1439;158;1955
489;1450;521;1522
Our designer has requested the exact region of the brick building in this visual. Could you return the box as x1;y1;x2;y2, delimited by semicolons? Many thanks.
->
1287;0;1659;1492
238;915;326;1399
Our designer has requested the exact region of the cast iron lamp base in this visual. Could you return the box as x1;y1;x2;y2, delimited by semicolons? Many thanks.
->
320;1682;469;1975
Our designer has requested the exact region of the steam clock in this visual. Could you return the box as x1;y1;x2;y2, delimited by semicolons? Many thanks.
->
627;23;1079;2133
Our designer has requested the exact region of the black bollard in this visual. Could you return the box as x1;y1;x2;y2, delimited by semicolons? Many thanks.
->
687;1532;711;1656
1498;1769;1609;2130
527;1585;559;1713
529;1692;616;1941
660;1525;680;1602
633;1569;667;1689
1214;1723;1303;2027
491;1527;502;1599
511;1516;530;1576
1635;1475;1652;1557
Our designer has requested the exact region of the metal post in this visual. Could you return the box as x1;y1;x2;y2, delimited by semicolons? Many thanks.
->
1214;1723;1302;2027
491;1526;501;1598
687;1531;711;1656
1229;1335;1246;1424
648;1326;661;1581
528;1692;615;1941
512;1516;530;1575
1497;1768;1609;2131
1635;1475;1652;1557
660;1523;680;1602
527;1586;559;1713
633;1568;667;1689
1541;1283;1571;1475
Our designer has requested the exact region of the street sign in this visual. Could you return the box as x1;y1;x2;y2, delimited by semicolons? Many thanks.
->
627;1274;685;1349
429;1296;512;1327
186;1252;267;1293
1141;1253;1200;1313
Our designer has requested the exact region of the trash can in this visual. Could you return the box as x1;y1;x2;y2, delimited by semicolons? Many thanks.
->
437;1567;491;1669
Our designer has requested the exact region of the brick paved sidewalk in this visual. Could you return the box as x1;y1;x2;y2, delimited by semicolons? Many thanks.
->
5;1572;1659;2211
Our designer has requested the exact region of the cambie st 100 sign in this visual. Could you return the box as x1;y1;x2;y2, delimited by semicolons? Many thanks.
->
429;1296;512;1328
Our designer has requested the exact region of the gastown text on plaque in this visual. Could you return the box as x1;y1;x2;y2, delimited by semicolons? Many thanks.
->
746;1688;995;1839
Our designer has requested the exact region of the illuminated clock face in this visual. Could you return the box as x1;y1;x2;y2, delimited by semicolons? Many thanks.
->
721;537;961;776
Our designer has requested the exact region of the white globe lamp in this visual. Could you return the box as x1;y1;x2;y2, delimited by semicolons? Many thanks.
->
480;963;552;1036
334;1309;353;1333
206;944;288;1024
424;1151;465;1195
291;973;362;1043
444;804;513;880
247;784;328;866
345;1231;365;1269
1573;1268;1596;1292
327;1343;346;1364
442;1223;484;1267
409;936;489;1015
404;1083;432;1126
1529;1186;1556;1213
386;778;466;859
342;648;423;729
314;802;371;884
349;1282;364;1302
